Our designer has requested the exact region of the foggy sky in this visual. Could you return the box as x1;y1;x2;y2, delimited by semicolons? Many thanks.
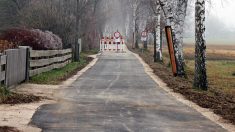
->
103;0;235;45
184;0;235;45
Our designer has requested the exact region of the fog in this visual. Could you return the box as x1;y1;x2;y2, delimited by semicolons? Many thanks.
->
184;0;235;45
102;0;235;45
102;0;127;37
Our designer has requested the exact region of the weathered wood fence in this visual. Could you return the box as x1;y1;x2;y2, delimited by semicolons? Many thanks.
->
0;54;6;85
29;49;72;77
5;48;27;87
0;47;72;88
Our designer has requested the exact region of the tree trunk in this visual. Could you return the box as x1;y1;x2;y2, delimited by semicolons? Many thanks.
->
135;22;139;49
160;0;186;76
172;0;188;76
153;28;157;62
132;5;136;49
143;40;147;49
74;0;80;62
194;0;208;90
156;12;162;62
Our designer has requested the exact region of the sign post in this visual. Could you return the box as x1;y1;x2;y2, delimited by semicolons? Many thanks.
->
114;31;121;52
141;31;148;49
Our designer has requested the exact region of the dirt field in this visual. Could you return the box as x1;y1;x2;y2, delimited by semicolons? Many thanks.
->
183;45;235;60
130;44;235;125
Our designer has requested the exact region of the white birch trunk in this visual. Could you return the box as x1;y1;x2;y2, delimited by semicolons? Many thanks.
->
125;14;130;37
173;0;188;76
160;0;187;76
132;4;137;49
194;0;208;90
156;11;162;61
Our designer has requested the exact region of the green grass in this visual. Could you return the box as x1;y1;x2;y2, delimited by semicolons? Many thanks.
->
0;86;11;102
83;49;99;55
29;54;91;85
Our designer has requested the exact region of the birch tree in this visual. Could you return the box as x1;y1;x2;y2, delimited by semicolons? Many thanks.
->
173;0;188;75
159;0;188;76
151;0;162;62
129;0;139;49
194;0;208;90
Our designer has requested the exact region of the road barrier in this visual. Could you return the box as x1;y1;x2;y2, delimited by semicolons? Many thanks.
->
100;36;125;52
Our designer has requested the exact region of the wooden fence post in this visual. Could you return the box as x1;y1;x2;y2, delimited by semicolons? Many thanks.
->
19;46;30;81
74;38;81;62
74;43;79;62
0;53;2;85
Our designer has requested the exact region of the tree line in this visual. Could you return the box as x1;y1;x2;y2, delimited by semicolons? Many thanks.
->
0;0;208;90
0;0;106;51
123;0;207;90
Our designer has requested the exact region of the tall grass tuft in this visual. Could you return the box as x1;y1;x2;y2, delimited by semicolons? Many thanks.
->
0;86;10;102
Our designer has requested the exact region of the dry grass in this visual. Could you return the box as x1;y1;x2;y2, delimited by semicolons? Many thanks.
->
157;45;235;95
183;45;235;60
182;45;235;95
186;60;235;94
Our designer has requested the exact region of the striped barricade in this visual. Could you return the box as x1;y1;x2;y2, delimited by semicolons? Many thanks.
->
100;36;126;52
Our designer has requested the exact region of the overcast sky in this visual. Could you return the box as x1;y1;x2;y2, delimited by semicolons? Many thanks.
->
184;0;235;45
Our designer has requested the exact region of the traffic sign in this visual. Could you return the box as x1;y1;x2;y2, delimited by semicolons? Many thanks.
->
141;31;147;41
141;31;147;37
114;31;121;39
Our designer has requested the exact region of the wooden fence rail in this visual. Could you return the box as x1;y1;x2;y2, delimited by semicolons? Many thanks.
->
0;47;73;87
29;49;72;77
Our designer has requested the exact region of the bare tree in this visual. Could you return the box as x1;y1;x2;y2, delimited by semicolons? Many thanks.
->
129;0;140;49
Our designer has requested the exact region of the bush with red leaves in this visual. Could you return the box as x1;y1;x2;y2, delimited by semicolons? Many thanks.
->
0;28;63;50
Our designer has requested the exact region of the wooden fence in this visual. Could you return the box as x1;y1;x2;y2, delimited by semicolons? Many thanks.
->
29;49;72;77
5;48;27;87
0;54;6;85
0;47;73;87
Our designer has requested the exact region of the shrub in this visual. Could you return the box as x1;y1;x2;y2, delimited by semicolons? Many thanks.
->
0;28;63;50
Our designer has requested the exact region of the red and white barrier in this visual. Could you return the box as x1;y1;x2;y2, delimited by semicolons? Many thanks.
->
100;36;126;52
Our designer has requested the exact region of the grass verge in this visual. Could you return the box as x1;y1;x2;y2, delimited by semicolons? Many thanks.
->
29;53;94;85
129;46;235;125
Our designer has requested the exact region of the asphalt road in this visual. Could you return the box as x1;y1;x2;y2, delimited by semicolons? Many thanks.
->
31;51;226;132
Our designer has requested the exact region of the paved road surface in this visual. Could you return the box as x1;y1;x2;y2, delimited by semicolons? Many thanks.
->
31;51;226;132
